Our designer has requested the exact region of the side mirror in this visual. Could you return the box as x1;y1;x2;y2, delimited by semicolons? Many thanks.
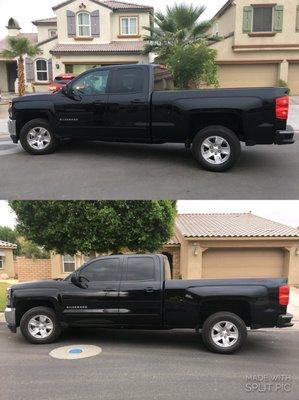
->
71;272;79;286
61;85;69;96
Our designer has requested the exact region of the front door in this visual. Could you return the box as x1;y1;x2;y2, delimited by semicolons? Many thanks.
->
61;256;123;326
118;255;163;327
6;62;17;92
55;68;111;139
105;66;151;141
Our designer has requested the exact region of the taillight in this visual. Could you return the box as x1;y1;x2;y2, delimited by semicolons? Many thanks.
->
276;96;289;120
279;285;290;306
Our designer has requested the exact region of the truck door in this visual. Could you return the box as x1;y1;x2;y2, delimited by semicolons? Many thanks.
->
55;68;111;139
61;256;122;326
105;66;151;141
118;255;163;327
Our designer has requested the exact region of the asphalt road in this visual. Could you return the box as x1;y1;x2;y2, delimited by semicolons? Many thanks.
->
0;104;298;200
0;323;298;400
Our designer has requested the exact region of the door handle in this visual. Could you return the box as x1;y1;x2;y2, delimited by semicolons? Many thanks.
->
93;100;105;105
145;287;154;293
104;288;117;292
131;99;143;104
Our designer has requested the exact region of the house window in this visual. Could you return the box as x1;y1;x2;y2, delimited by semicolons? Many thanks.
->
212;22;219;36
253;6;273;32
0;256;3;270
78;12;91;37
120;17;138;36
49;29;57;38
63;255;76;273
35;59;48;82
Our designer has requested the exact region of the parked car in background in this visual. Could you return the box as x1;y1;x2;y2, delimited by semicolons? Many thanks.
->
5;254;293;354
48;74;76;93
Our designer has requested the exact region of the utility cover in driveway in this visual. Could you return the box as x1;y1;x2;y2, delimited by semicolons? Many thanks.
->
49;345;102;360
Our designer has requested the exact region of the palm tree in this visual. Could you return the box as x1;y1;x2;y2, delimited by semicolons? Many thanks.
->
143;3;219;60
1;37;41;96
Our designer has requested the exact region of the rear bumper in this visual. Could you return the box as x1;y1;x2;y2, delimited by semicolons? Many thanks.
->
274;125;295;145
277;313;293;328
4;307;17;333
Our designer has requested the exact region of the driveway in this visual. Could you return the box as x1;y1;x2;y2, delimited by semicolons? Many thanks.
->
0;323;298;400
0;104;298;200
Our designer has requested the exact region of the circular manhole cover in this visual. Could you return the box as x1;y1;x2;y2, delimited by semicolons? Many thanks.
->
49;345;102;360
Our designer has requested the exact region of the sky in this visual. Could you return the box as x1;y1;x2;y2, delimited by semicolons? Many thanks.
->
0;0;228;38
1;201;299;230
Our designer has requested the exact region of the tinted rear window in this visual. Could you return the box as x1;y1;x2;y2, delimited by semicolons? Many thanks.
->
111;68;144;93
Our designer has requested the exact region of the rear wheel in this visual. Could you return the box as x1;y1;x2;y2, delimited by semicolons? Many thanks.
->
192;126;241;172
201;312;247;354
20;119;57;155
20;306;62;344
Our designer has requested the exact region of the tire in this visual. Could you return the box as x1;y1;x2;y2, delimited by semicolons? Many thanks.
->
20;119;57;155
192;126;241;172
201;312;247;354
20;306;62;344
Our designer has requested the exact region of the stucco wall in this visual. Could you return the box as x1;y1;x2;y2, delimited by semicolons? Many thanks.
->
37;25;58;43
51;253;85;279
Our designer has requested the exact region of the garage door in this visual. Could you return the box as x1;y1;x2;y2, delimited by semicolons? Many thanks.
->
288;64;299;95
202;248;285;279
217;64;278;88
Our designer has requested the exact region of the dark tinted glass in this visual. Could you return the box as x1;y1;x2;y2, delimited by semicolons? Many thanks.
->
80;258;119;282
253;7;273;32
72;70;109;96
126;257;156;281
112;68;144;93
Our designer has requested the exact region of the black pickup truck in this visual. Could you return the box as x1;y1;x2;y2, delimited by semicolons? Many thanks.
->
5;254;293;354
8;64;294;172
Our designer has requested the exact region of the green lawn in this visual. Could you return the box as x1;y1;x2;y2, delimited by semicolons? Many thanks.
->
0;283;9;312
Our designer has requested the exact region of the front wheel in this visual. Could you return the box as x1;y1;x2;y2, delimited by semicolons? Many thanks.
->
192;126;241;172
20;119;57;155
201;312;247;354
20;306;62;344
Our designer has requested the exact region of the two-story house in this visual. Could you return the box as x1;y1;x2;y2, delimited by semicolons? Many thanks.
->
0;0;153;93
210;0;299;94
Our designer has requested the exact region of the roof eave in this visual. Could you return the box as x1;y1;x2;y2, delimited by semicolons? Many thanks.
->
212;0;234;21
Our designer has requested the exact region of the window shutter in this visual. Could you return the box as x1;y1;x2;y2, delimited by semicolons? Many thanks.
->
243;6;253;33
67;10;76;37
91;10;100;37
25;57;34;82
274;5;284;32
48;59;53;82
296;5;299;32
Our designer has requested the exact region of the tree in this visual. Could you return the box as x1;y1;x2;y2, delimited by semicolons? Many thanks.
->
0;225;20;255
0;37;41;96
143;3;220;89
9;201;177;255
18;237;50;259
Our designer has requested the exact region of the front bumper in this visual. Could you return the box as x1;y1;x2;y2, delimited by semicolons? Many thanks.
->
4;307;17;333
274;125;295;145
277;313;293;328
8;119;18;143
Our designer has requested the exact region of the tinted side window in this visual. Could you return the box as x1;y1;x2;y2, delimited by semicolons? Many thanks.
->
126;257;156;281
80;258;120;282
72;70;109;96
111;68;144;93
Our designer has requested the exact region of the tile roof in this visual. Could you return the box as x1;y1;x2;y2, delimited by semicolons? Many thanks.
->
166;234;181;246
0;240;17;249
175;213;299;239
0;33;38;51
32;17;57;26
53;0;153;11
50;41;144;54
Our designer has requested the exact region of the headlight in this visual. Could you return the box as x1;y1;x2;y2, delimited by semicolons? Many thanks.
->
6;287;12;307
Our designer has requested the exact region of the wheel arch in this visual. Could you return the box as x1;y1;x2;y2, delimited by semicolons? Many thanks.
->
15;298;60;327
